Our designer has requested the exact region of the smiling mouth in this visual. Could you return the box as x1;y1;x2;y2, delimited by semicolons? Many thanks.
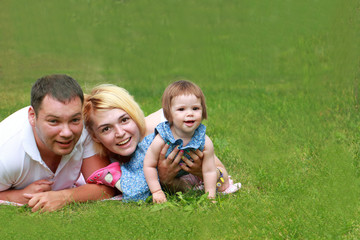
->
116;137;131;146
57;140;72;146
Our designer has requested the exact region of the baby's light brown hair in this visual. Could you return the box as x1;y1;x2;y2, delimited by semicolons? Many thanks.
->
162;80;207;124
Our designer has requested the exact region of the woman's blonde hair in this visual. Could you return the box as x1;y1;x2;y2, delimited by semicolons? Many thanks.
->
83;84;146;157
162;80;207;124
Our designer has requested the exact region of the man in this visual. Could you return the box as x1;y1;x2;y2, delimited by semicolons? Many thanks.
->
0;74;114;212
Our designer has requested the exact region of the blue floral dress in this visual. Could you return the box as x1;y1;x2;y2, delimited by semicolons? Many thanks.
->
119;134;154;202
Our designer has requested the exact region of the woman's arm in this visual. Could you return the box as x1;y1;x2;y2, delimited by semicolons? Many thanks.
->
156;143;194;192
145;109;163;136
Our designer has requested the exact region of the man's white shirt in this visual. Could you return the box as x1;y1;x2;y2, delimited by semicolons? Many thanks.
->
0;107;96;191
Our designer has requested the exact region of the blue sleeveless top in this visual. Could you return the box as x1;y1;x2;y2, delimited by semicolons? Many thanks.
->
155;121;206;177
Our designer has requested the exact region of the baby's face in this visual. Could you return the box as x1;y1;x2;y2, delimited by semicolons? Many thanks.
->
170;94;203;137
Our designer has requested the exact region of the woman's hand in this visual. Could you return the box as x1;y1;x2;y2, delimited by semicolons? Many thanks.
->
180;149;204;178
157;144;205;183
157;143;183;185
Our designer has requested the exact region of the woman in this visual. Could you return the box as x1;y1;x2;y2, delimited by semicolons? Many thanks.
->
83;84;239;201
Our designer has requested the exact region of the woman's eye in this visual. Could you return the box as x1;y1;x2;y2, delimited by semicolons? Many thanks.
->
121;117;130;123
101;126;110;133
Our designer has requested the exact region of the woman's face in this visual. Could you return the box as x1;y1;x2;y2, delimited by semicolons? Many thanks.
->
90;108;141;157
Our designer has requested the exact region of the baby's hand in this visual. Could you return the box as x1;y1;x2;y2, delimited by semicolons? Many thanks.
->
152;190;167;204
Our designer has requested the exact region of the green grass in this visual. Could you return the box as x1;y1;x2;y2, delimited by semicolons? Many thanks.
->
1;0;360;239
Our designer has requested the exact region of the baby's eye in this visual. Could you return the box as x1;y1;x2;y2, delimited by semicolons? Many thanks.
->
193;107;200;110
177;108;185;111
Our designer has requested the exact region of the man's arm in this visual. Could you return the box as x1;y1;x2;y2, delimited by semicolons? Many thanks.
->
24;183;114;212
24;154;115;212
0;179;53;204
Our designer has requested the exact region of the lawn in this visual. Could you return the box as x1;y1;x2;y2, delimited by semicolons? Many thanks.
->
0;0;359;239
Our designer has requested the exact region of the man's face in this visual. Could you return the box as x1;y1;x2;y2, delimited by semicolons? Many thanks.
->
28;95;83;157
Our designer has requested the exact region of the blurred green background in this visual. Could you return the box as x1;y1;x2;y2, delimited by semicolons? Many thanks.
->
1;0;360;239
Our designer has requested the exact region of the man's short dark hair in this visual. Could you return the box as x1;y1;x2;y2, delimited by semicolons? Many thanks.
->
31;74;84;115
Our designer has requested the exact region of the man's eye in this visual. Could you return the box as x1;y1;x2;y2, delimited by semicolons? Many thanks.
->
72;118;81;123
49;120;58;124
